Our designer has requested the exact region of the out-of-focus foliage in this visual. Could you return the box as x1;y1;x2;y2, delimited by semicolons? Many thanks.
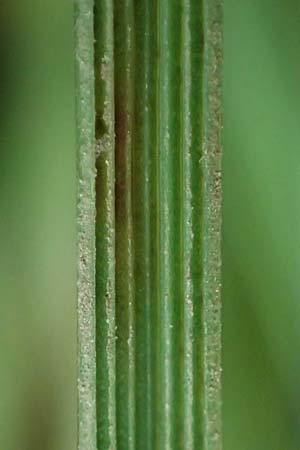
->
223;1;300;449
0;2;76;450
1;0;300;449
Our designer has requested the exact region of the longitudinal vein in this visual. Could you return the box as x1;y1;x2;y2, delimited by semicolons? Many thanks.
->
182;1;204;449
203;1;223;450
74;0;97;449
133;1;157;449
94;0;116;449
114;1;135;449
158;1;183;449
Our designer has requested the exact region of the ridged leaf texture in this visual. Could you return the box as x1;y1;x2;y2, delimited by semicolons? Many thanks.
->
74;0;222;449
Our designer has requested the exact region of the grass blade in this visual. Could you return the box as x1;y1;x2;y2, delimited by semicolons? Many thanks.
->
78;1;223;448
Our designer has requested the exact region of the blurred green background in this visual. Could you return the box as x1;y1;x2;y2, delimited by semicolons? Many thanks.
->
1;1;300;449
223;1;300;449
0;2;76;449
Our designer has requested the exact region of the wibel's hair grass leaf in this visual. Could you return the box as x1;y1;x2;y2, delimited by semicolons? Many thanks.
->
75;0;222;449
